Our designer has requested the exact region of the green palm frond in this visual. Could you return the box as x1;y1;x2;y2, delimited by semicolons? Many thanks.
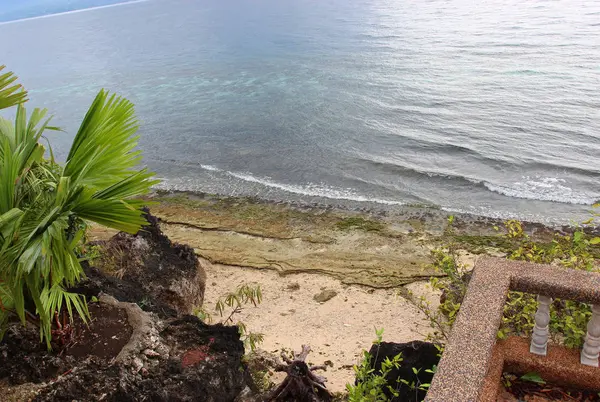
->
65;90;143;189
0;81;158;349
0;279;14;339
0;65;28;111
0;105;53;214
63;89;158;233
40;284;89;343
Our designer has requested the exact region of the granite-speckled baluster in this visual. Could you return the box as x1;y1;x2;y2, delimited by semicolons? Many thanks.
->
530;295;552;356
581;304;600;367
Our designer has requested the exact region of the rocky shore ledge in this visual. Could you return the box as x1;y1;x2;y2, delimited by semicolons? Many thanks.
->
128;191;566;288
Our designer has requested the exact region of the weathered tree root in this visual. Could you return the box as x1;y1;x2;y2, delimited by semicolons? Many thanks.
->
266;345;333;402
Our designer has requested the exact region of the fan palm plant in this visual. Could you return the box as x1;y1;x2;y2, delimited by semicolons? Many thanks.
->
0;65;158;348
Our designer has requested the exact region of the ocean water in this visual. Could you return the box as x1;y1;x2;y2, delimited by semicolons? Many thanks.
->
1;0;599;224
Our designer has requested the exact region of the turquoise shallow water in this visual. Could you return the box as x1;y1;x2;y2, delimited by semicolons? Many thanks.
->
1;0;599;224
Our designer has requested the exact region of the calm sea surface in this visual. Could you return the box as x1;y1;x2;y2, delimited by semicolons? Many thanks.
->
1;0;599;224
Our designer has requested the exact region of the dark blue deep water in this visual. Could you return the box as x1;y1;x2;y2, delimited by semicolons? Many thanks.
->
1;0;599;223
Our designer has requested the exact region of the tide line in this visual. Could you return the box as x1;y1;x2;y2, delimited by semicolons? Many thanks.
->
0;0;150;26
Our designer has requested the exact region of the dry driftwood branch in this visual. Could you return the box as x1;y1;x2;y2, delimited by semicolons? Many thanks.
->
266;345;332;402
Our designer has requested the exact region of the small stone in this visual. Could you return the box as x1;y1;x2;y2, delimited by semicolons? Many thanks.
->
237;386;254;400
286;282;300;291
211;282;217;286
324;360;334;367
132;357;144;372
313;289;338;303
143;349;160;358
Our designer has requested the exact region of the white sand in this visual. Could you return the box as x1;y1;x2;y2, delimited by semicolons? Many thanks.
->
201;260;433;392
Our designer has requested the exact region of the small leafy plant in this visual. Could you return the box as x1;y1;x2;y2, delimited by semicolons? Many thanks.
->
519;372;545;385
346;329;403;402
195;284;264;351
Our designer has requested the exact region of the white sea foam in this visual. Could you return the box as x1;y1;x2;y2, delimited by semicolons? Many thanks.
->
199;164;221;172
483;176;597;205
226;171;404;205
156;158;597;206
156;163;405;205
0;0;149;26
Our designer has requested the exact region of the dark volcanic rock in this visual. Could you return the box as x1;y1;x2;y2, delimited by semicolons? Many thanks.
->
73;263;179;318
0;303;132;386
31;311;249;402
0;324;72;385
366;340;440;402
86;210;207;315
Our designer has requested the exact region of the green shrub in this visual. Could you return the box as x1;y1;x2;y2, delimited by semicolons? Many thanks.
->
347;329;439;402
417;211;600;348
346;329;403;402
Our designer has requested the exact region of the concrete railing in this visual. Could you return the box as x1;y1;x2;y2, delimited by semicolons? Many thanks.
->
425;257;600;401
530;295;600;366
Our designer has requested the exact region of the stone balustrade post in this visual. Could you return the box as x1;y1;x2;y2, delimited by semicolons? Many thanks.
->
581;304;600;367
530;295;552;356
